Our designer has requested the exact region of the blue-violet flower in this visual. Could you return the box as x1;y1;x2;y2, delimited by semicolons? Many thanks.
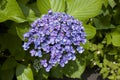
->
23;10;86;72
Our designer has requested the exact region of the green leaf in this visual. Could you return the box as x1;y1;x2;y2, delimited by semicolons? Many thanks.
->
1;69;14;80
27;2;40;16
108;75;115;80
106;33;112;45
16;64;34;80
0;0;26;23
0;25;26;60
70;60;86;78
93;17;115;30
103;0;108;8
63;59;86;78
113;7;120;24
84;24;96;39
34;68;49;80
49;0;65;12
108;0;116;8
37;0;65;15
2;57;17;70
17;0;38;22
111;31;120;46
26;9;38;21
37;0;51;14
108;49;117;55
83;40;92;50
16;23;30;40
66;0;102;20
51;65;63;78
0;33;23;54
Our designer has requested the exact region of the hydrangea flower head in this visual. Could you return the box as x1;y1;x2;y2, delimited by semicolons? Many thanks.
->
23;10;86;72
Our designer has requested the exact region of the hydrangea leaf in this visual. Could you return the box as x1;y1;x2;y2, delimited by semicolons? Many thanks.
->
111;30;120;46
66;0;102;20
16;23;30;40
84;24;96;39
0;0;26;23
35;69;49;80
0;33;24;54
1;69;14;80
16;64;34;80
49;0;65;12
37;0;51;14
27;3;40;19
17;0;38;21
50;65;63;78
63;59;86;78
37;0;65;14
70;60;86;78
2;58;17;70
0;25;25;59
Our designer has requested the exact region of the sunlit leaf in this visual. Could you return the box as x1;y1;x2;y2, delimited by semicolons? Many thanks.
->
16;23;30;40
17;0;38;22
108;0;116;8
111;31;120;46
37;0;51;14
84;24;96;39
106;33;112;45
103;0;108;8
70;60;86;78
66;0;102;20
0;0;26;23
37;0;65;15
49;0;65;12
16;64;34;80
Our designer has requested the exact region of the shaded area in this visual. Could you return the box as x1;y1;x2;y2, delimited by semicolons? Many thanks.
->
81;66;108;80
49;66;108;80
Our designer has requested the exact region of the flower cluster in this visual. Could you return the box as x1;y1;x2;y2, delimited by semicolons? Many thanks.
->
23;10;86;72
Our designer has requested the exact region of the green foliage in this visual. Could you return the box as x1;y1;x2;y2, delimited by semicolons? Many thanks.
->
50;58;86;78
16;64;34;80
84;24;96;39
17;0;38;22
49;0;65;12
37;0;51;14
16;23;30;40
0;0;26;23
1;69;14;80
2;57;17;70
37;0;65;14
111;29;120;46
63;58;86;78
0;30;24;54
66;0;102;20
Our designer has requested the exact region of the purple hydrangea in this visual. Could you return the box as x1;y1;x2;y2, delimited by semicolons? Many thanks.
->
23;10;86;72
